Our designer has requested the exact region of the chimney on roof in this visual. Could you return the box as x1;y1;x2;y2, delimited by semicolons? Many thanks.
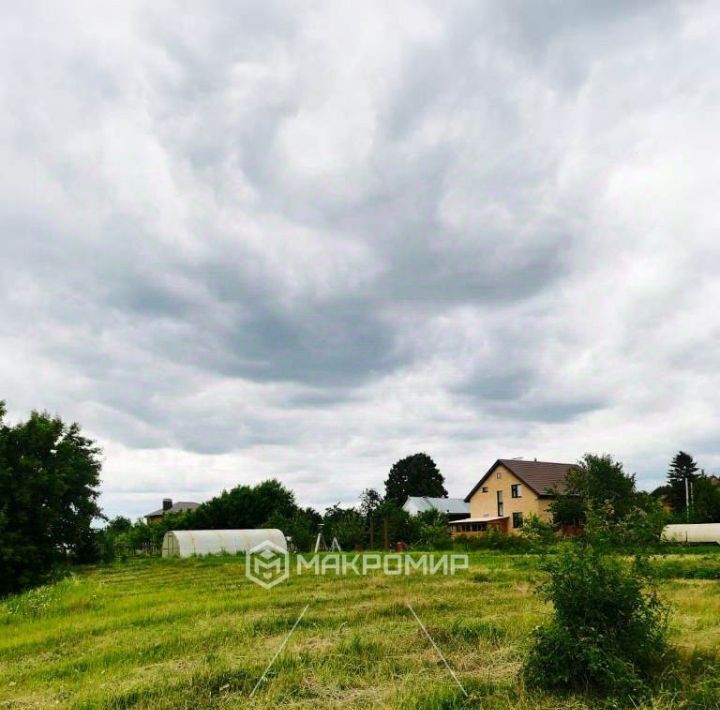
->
162;498;173;512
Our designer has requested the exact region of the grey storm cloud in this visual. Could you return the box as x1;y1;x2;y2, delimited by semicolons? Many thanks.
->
2;1;720;518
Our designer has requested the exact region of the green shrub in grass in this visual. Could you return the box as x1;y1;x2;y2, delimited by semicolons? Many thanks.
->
523;544;671;698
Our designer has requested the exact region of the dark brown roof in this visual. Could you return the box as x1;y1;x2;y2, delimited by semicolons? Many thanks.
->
464;459;575;501
144;501;200;518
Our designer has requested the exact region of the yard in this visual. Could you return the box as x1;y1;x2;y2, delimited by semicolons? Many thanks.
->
1;551;719;709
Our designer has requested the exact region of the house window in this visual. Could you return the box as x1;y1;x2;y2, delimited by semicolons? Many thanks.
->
511;484;522;498
481;486;488;493
512;512;524;529
497;490;504;517
496;470;502;479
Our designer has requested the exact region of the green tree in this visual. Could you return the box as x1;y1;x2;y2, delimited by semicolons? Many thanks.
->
96;516;135;562
688;474;720;523
263;507;320;552
185;479;297;529
359;488;382;518
0;402;102;594
106;516;132;534
550;453;666;545
375;499;419;547
666;451;699;515
322;504;366;549
550;453;636;528
384;453;447;506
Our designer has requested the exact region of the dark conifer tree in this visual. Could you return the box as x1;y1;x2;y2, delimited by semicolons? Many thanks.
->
666;451;698;514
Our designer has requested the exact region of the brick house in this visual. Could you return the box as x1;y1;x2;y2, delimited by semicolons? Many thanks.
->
449;459;573;536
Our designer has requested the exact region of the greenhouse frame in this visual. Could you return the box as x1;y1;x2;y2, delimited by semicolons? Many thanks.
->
161;529;287;558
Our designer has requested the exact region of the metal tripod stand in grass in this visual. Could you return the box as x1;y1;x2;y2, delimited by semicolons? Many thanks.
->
313;523;342;552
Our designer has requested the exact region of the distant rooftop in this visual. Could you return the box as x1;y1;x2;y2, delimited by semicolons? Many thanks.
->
403;496;470;515
144;501;200;518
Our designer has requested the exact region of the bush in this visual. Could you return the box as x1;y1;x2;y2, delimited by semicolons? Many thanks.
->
415;510;452;549
519;514;556;545
584;494;668;549
264;508;319;552
523;544;671;698
322;504;366;550
453;527;544;553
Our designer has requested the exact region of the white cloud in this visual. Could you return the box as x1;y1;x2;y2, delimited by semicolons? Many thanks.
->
1;1;719;518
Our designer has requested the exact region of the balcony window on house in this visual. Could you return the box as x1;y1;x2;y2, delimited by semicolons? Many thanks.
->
497;490;504;517
511;484;522;498
512;512;524;528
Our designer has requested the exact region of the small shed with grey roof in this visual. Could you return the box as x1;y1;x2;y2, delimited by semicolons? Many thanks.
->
403;496;470;521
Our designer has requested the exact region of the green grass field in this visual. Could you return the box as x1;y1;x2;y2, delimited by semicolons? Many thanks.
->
1;551;720;709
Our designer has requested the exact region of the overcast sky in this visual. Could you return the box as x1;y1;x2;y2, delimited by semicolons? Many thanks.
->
2;1;719;519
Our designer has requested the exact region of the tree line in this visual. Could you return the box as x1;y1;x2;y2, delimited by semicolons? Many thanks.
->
3;398;720;596
101;453;450;560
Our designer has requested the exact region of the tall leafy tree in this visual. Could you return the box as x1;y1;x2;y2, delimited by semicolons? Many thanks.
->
322;504;366;549
185;479;298;530
263;507;321;552
549;453;665;544
550;453;636;527
359;488;382;518
0;402;103;595
375;498;419;547
665;451;699;515
384;453;447;506
689;475;720;523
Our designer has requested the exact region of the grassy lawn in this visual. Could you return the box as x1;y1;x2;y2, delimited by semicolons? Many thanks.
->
1;551;720;708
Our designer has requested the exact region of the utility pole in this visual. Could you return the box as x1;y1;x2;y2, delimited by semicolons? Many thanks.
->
369;515;374;549
685;477;690;523
690;479;694;512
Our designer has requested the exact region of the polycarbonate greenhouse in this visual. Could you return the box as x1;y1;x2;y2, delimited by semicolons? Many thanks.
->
663;523;720;544
161;529;287;558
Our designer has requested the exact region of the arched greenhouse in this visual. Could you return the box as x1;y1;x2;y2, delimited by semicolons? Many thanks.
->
663;523;720;544
161;529;287;558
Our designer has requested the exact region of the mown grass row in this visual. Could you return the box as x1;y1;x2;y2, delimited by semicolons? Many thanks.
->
1;552;719;708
